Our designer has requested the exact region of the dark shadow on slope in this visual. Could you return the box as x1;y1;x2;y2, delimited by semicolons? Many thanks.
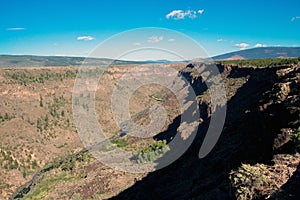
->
153;115;181;143
109;66;283;200
271;164;300;200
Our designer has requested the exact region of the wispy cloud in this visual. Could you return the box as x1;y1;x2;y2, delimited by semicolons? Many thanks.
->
77;36;95;41
6;27;26;31
133;42;142;46
255;43;267;47
168;38;175;42
148;36;164;43
234;43;250;50
291;16;300;22
166;9;204;20
217;38;224;42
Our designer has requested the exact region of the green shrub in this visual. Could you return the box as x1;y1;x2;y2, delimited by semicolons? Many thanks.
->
32;160;38;169
22;170;27;178
230;164;275;200
44;115;49;130
37;118;42;132
291;127;300;148
39;95;43;107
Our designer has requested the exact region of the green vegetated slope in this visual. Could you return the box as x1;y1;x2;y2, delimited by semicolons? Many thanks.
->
219;56;300;68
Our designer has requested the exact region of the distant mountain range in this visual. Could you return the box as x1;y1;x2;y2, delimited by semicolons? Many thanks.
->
1;47;300;67
0;55;156;68
212;47;300;60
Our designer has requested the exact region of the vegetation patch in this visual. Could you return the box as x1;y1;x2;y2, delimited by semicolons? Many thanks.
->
111;139;128;148
23;172;79;200
219;57;300;68
6;70;76;86
0;112;15;122
230;164;277;200
131;140;169;163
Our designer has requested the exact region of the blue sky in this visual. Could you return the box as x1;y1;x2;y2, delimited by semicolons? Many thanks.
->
0;0;299;59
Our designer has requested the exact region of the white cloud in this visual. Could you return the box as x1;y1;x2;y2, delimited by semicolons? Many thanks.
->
217;39;224;42
168;38;175;42
234;43;250;50
255;43;267;47
166;9;204;20
148;36;164;43
198;9;205;15
133;42;142;46
166;10;186;20
77;36;95;41
6;27;26;31
291;16;300;22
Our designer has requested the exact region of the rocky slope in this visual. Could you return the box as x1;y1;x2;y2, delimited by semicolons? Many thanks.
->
7;61;300;199
110;63;299;199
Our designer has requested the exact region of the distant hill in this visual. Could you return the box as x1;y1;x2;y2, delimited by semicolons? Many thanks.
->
2;47;300;68
0;55;159;68
212;47;300;60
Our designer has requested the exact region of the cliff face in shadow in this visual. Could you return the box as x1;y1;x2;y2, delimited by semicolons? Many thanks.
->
110;63;299;200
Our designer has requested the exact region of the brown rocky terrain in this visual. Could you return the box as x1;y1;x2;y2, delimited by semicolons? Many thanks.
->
0;65;183;199
110;62;299;199
0;60;299;199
